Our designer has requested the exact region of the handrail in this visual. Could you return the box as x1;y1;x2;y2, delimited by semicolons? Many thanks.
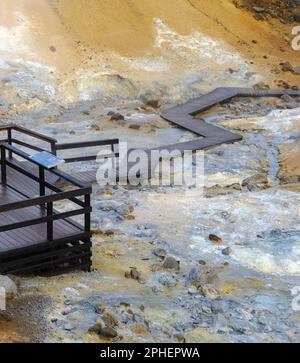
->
55;139;119;150
0;124;57;155
2;144;89;188
0;124;57;144
55;138;119;164
0;187;91;213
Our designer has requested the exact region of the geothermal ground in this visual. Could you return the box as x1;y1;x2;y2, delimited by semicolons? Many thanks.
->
0;0;300;342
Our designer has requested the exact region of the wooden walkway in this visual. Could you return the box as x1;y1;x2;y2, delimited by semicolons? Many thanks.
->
78;87;300;182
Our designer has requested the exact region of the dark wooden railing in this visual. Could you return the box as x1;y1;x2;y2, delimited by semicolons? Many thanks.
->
0;124;57;156
0;143;92;244
55;139;119;163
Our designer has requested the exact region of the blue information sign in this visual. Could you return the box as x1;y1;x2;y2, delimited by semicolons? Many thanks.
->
30;151;65;169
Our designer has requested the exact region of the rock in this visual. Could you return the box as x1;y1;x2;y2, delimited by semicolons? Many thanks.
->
0;311;13;321
242;173;269;190
294;13;300;23
108;111;125;121
99;326;118;339
98;220;115;235
174;333;186;343
199;284;219;299
281;61;294;72
222;247;232;256
162;256;180;271
88;322;102;334
0;275;18;299
186;266;217;287
253;7;265;13
158;273;177;287
129;124;141;130
209;234;223;244
153;248;167;258
115;203;132;217
125;268;144;283
88;322;118;339
49;46;56;52
103;311;118;328
145;99;161;109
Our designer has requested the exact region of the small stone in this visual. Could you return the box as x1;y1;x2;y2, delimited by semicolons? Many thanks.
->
209;234;223;244
222;247;232;256
99;326;118;339
162;256;180;271
130;268;141;281
0;275;18;299
0;311;13;322
109;112;124;121
88;323;102;334
200;284;219;299
242;173;269;190
129;124;141;130
145;99;161;109
294;13;300;23
253;7;265;13
103;311;118;328
124;271;131;279
49;46;56;52
281;62;294;72
158;273;177;287
153;248;167;258
174;333;186;343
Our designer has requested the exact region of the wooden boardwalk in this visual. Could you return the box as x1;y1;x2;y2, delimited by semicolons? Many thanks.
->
73;87;300;182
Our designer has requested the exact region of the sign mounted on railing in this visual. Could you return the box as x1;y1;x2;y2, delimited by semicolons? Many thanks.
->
30;151;65;169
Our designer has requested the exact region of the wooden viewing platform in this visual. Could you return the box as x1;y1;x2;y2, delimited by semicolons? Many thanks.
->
0;125;93;275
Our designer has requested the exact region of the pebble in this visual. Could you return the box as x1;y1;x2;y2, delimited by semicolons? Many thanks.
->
222;247;232;256
199;284;219;299
209;234;223;244
162;256;180;271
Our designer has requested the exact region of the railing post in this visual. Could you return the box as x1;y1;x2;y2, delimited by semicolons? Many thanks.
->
7;128;12;160
1;146;7;185
84;194;91;233
47;202;53;241
39;166;45;196
51;141;57;156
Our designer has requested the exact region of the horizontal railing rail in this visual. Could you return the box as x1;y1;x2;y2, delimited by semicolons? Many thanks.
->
0;124;57;155
55;138;119;163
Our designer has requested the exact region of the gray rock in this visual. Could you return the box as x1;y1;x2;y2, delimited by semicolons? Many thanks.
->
199;284;219;299
242;174;269;190
186;266;217;288
153;248;167;258
222;247;232;256
0;275;18;299
162;256;180;271
158;273;178;287
108;112;124;121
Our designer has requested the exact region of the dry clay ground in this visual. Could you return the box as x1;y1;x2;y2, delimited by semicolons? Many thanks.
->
0;0;300;342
